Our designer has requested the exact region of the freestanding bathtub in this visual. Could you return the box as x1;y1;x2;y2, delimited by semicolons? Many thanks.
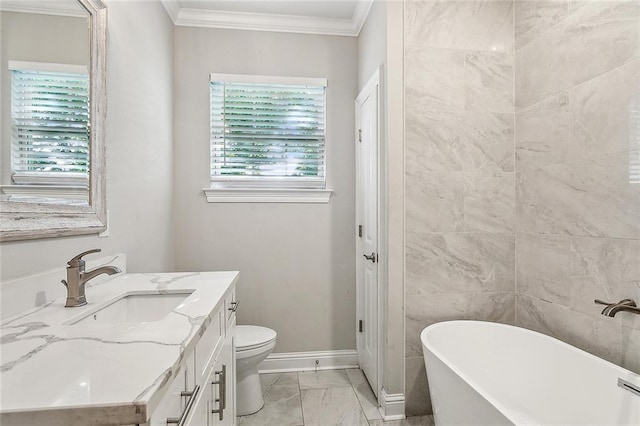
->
421;321;640;425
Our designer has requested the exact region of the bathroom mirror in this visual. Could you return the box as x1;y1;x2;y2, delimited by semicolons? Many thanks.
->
0;0;107;241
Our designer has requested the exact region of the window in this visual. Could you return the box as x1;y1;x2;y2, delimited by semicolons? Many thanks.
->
206;74;332;203
10;61;89;187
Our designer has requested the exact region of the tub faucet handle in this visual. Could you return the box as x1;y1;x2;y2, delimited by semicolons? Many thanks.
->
595;298;638;317
594;299;616;315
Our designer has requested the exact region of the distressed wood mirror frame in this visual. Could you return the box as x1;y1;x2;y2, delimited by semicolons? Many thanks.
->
0;0;107;242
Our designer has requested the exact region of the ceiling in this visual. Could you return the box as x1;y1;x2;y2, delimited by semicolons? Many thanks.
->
161;0;373;36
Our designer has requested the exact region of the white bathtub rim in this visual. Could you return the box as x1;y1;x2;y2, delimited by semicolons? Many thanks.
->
421;320;640;425
422;321;519;424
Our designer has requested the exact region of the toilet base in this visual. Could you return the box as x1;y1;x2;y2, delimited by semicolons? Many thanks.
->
236;366;264;416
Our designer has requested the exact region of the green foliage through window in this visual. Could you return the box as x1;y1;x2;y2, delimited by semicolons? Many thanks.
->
11;69;90;178
210;77;326;187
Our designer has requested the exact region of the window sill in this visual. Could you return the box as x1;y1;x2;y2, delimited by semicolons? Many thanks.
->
203;188;333;203
1;184;88;204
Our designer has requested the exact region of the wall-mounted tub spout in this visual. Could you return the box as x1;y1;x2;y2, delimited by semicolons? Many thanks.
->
594;299;640;317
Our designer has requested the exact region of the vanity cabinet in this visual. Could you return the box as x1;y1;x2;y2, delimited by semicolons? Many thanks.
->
0;271;240;426
147;286;237;426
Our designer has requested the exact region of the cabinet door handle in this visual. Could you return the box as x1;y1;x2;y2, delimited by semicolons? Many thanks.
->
166;385;200;426
211;365;226;420
228;300;240;312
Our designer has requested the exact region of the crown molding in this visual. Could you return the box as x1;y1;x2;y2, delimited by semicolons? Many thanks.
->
352;0;375;35
0;0;87;17
159;0;180;23
160;0;373;37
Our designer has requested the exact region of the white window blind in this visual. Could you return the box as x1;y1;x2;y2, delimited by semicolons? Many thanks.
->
11;64;89;186
210;74;327;188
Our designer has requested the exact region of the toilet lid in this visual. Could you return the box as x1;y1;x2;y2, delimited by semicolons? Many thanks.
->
236;325;277;351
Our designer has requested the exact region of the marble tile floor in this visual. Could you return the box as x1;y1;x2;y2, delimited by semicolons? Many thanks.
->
238;369;434;426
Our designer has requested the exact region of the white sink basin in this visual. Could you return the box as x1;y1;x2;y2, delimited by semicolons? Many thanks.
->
70;291;194;325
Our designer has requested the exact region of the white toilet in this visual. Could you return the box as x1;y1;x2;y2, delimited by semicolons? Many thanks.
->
235;325;277;416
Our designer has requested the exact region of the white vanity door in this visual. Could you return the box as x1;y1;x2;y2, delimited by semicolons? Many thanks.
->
147;370;184;426
148;352;194;426
219;317;236;425
183;380;211;426
210;318;236;425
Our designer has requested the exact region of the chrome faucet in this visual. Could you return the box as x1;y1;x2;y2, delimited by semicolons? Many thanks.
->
61;249;121;307
594;299;640;317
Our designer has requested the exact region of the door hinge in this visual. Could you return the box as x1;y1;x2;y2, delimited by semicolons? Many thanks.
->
359;320;363;333
358;129;362;142
358;225;363;238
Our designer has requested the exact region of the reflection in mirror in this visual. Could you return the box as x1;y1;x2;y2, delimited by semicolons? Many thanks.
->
0;0;106;241
0;0;90;204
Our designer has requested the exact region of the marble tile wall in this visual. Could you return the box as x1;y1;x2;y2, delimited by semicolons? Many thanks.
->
514;0;640;374
404;0;639;417
403;0;516;415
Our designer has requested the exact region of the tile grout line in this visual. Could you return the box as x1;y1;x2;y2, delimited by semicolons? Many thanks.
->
344;369;373;426
345;370;374;425
516;58;640;113
296;371;305;426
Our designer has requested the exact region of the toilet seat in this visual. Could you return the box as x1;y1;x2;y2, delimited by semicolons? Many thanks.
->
236;325;277;352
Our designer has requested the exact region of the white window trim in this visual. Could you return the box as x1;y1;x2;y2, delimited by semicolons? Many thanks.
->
9;60;87;74
11;171;89;186
209;73;326;88
207;73;330;202
209;176;326;189
203;187;333;203
0;184;89;203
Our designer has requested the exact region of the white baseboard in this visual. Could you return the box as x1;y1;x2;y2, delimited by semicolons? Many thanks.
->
258;350;358;373
379;388;406;421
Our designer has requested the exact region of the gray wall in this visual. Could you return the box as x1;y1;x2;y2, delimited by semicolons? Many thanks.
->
357;0;386;92
0;0;175;280
0;11;89;185
514;0;640;374
403;0;516;415
172;27;358;353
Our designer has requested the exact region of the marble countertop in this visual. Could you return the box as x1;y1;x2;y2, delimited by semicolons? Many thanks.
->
0;271;239;425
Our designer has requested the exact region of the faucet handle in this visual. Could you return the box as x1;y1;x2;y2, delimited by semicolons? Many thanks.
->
67;249;102;267
595;298;635;306
594;299;615;315
595;299;637;316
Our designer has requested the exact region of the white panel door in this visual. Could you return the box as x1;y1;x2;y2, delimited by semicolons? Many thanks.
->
356;79;378;396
